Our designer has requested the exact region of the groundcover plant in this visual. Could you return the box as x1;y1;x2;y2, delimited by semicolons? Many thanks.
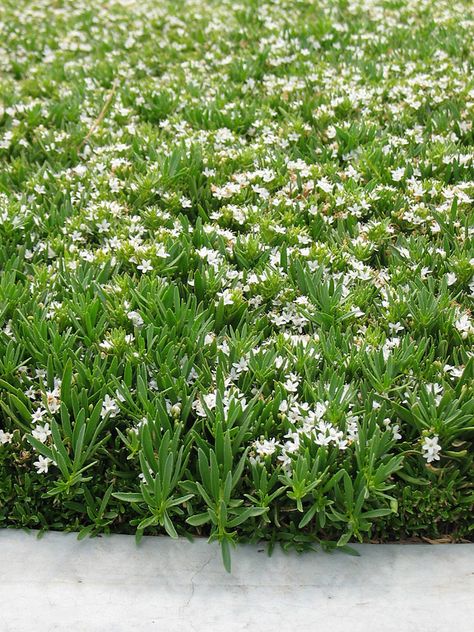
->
0;0;473;571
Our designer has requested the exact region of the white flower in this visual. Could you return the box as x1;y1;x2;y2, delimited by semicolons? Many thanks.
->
193;392;217;417
254;438;277;459
204;333;215;345
317;177;333;193
127;311;144;327
346;418;359;442
46;391;60;413
33;455;54;474
25;386;37;400
232;357;249;374
115;388;126;403
97;219;110;233
101;394;119;419
426;383;443;405
187;367;199;384
283;373;300;393
217;289;234;305
32;423;52;443
274;355;285;369
383;418;402;440
0;429;13;445
391;424;402;441
446;272;457;286
169;403;181;417
138;466;154;483
421;435;441;463
132;417;148;434
388;322;404;334
444;364;464;379
455;313;474;338
314;431;332;446
31;408;47;422
99;339;114;351
391;167;405;182
203;392;217;410
137;259;153;273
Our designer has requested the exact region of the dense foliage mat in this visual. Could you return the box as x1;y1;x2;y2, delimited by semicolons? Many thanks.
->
0;0;473;569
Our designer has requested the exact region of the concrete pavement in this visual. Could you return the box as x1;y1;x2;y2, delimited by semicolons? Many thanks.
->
0;530;472;631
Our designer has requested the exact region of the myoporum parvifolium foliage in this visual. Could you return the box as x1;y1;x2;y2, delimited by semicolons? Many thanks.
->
0;0;473;571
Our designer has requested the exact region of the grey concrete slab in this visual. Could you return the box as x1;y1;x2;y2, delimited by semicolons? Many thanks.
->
0;530;472;632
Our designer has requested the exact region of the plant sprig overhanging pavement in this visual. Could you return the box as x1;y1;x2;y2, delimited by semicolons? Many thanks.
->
0;0;473;571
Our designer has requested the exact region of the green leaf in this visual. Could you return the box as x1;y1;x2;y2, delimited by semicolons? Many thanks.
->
337;531;352;547
77;525;94;540
298;504;317;529
361;508;393;519
113;492;144;503
8;393;31;422
221;537;232;573
61;359;73;408
186;512;210;526
163;512;178;539
138;515;159;530
26;435;55;461
227;506;267;528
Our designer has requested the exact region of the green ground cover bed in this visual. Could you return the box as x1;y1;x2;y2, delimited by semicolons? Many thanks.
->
0;0;473;570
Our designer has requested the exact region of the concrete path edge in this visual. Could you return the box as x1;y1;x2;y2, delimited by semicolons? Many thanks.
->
0;529;473;631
